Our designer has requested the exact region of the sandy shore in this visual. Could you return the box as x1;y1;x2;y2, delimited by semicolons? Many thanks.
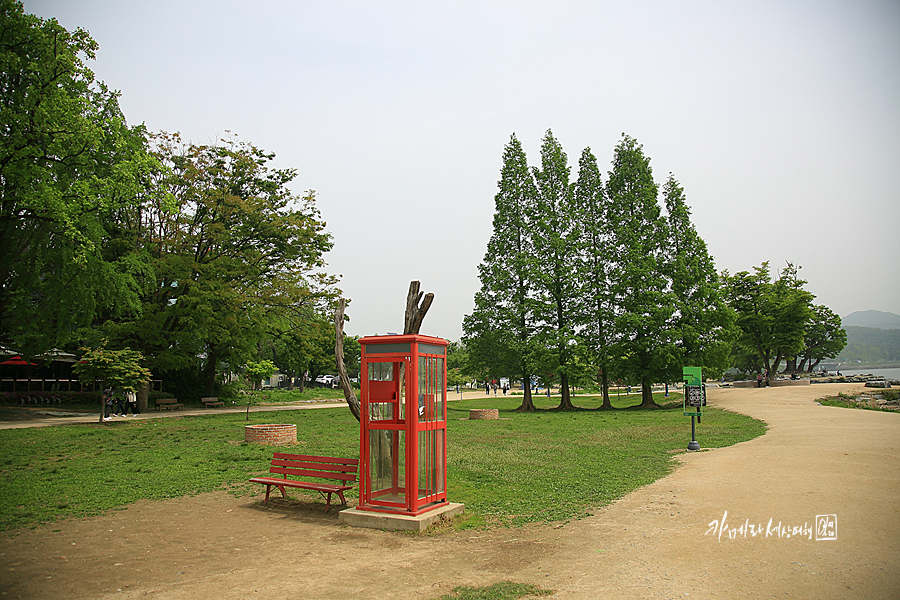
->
0;383;897;599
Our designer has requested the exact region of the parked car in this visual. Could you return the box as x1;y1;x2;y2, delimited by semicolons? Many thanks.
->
314;374;339;388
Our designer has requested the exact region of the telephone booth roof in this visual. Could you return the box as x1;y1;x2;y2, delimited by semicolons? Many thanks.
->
359;334;448;352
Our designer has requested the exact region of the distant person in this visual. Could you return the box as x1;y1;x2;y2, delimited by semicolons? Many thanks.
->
113;388;127;416
103;387;114;421
756;373;763;388
124;389;139;416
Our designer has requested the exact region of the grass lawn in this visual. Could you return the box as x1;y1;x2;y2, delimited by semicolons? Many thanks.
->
244;387;350;404
0;392;765;531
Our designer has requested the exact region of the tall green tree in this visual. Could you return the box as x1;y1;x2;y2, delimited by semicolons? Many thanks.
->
0;1;152;356
724;262;814;382
257;311;329;391
662;174;734;379
102;133;338;395
463;134;538;411
529;130;581;410
573;146;615;408
605;135;676;407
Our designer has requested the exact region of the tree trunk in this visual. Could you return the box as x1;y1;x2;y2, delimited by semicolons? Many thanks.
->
404;281;433;335
556;373;576;410
515;371;536;412
137;382;149;413
600;368;613;410
203;351;218;397
639;376;657;408
296;371;306;392
335;298;361;422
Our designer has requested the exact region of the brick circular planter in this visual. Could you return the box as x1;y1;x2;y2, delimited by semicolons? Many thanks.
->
469;408;499;420
244;423;297;445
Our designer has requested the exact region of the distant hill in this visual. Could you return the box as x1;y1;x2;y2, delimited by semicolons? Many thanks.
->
835;326;900;363
842;310;900;330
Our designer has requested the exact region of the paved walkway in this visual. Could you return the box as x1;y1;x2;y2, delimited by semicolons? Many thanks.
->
536;382;900;599
0;401;350;430
0;388;558;430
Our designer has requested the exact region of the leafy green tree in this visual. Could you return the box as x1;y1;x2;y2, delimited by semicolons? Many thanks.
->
102;133;339;395
260;311;334;391
573;147;615;408
605;135;677;407
446;341;478;386
72;343;151;421
244;359;277;390
529;130;581;410
463;134;538;411
0;1;153;356
795;304;846;372
724;262;814;382
662;174;734;379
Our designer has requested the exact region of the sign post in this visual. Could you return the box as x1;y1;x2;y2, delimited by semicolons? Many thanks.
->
683;366;705;451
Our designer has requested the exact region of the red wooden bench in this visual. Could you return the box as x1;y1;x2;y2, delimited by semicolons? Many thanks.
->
249;453;359;511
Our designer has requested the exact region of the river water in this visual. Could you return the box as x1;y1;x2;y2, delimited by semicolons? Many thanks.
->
836;367;900;380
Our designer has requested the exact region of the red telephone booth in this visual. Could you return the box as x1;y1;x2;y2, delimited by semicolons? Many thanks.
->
357;334;448;515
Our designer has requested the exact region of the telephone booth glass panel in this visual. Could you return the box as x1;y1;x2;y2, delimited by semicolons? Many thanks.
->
417;429;445;499
417;355;443;423
368;429;405;504
367;362;404;421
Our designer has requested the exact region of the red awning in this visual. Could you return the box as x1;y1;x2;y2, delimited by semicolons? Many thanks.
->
0;356;36;366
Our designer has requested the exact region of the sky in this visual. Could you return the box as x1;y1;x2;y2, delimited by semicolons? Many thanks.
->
23;0;900;342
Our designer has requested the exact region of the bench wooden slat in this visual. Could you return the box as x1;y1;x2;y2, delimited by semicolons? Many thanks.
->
270;457;358;471
272;453;358;465
270;466;357;482
249;478;351;493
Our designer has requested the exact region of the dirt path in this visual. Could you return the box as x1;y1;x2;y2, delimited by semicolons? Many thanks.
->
1;383;898;599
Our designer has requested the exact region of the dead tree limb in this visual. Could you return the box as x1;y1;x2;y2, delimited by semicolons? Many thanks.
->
334;298;361;422
404;280;434;335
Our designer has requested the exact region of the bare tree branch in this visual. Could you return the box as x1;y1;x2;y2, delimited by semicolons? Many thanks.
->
404;280;434;335
334;298;360;421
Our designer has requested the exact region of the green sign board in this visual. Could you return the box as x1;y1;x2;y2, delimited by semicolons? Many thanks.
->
682;366;704;417
682;366;702;387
